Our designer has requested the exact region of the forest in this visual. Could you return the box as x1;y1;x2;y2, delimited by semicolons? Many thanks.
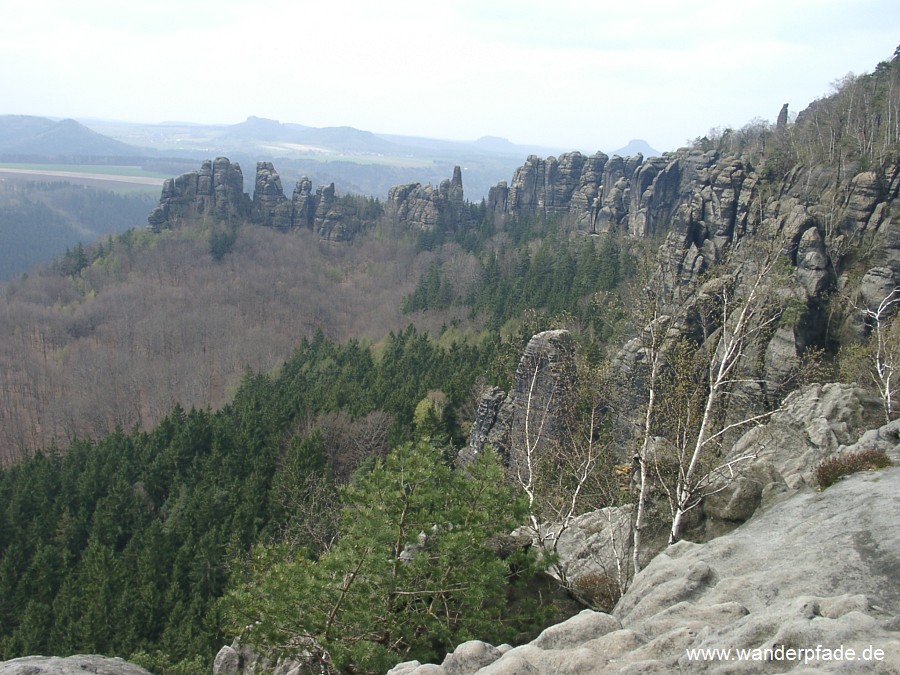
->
0;47;898;675
0;179;155;279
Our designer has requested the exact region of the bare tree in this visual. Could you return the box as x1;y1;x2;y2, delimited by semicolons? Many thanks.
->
846;286;900;422
510;348;619;590
663;250;786;543
630;300;668;576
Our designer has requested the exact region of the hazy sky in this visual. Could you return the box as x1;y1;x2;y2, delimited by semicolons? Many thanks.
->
2;0;898;153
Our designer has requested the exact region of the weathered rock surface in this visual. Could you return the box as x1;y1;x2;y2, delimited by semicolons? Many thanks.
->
212;640;311;675
456;386;506;467
460;330;576;470
0;655;152;674
147;158;372;240
252;161;292;230
147;157;250;231
386;166;466;231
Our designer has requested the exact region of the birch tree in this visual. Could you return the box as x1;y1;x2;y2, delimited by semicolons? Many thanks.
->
847;286;900;422
663;250;786;543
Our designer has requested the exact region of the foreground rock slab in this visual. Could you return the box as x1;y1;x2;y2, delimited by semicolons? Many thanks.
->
0;655;152;675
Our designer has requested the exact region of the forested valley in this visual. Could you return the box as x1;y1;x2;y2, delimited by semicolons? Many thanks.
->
0;179;155;280
0;165;645;672
1;48;899;674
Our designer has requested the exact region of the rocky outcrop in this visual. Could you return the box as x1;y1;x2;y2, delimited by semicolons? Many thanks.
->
459;330;576;470
457;386;506;467
388;386;900;674
0;655;152;674
252;161;292;230
386;166;466;231
501;152;590;221
147;157;250;231
147;159;372;240
212;640;311;675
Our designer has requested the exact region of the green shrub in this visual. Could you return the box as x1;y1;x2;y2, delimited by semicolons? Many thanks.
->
814;449;892;489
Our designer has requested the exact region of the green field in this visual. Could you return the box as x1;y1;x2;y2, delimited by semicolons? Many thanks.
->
0;163;166;193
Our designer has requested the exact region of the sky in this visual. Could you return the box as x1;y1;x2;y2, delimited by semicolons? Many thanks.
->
2;0;898;154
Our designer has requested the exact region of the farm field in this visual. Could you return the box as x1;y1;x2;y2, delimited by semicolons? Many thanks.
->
0;163;165;191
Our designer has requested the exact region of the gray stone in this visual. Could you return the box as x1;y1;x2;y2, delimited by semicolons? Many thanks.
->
213;645;241;675
386;167;465;231
440;641;502;674
252;161;292;229
147;157;249;231
0;656;152;675
796;226;831;296
474;654;539;675
386;661;422;675
719;382;883;492
859;266;898;313
457;386;505;467
530;609;621;650
480;330;576;471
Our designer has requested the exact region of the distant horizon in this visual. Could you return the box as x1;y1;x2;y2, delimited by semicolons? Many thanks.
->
3;1;897;154
9;112;668;156
2;112;664;159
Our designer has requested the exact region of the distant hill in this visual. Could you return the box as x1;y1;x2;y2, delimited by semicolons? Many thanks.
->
609;138;662;158
221;115;310;140
0;115;147;158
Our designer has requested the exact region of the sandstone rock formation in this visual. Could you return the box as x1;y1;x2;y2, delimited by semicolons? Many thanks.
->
252;161;292;230
0;655;152;674
147;158;372;240
147;157;250;231
458;330;576;470
213;640;311;675
386;166;465;231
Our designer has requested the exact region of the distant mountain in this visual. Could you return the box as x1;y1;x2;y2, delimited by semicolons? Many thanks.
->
0;115;147;158
221;115;310;141
610;138;662;158
471;136;525;154
0;115;58;147
220;116;404;155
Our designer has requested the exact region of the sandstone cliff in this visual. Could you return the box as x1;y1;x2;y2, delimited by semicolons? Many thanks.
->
147;157;250;231
458;329;576;471
147;158;370;240
385;165;466;231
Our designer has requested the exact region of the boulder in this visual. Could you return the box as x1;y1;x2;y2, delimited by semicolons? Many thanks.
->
440;641;503;674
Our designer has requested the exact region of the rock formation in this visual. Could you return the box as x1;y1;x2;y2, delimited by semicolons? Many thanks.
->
213;639;311;675
0;655;152;674
386;166;466;231
252;161;292;230
147;157;250;231
458;330;576;470
147;159;372;240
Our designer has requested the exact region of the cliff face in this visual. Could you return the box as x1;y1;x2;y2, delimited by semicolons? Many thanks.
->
489;145;899;423
385;165;466;231
486;149;757;241
147;157;250;231
459;330;576;470
147;158;369;240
